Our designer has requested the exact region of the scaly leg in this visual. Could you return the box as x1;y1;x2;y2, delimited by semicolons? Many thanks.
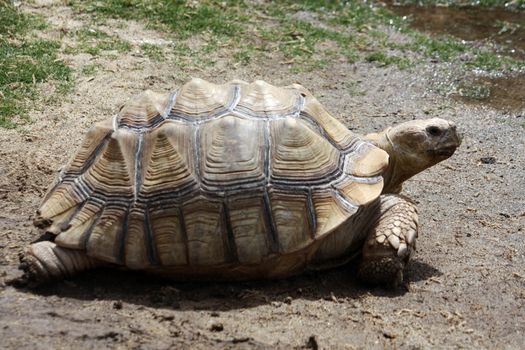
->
9;241;102;287
357;195;418;286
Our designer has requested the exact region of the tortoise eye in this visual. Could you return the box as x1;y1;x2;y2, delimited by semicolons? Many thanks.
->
426;125;441;136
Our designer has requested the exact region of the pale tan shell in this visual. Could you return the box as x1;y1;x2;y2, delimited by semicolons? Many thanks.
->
37;79;388;277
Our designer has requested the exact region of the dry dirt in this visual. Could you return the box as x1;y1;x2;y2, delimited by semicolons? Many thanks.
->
1;2;524;349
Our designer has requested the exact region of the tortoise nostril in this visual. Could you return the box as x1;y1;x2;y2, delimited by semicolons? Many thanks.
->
426;125;441;136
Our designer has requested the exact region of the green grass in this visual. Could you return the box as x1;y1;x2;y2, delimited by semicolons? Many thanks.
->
233;45;255;65
0;2;71;129
69;0;246;38
64;27;132;55
365;51;411;69
0;1;47;34
268;0;400;27
81;63;102;75
465;51;525;70
171;38;220;68
385;0;524;9
68;0;367;70
141;43;165;60
409;34;468;61
65;0;525;73
2;0;521;129
261;18;353;68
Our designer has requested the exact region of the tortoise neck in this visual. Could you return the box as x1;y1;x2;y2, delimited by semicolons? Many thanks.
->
369;129;414;194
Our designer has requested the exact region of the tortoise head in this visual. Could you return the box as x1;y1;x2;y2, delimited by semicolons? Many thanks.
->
368;118;462;193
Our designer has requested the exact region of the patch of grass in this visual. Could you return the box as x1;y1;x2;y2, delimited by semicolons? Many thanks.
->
0;2;71;129
409;34;468;61
465;51;525;71
69;0;246;38
330;2;402;30
399;34;525;71
66;0;524;72
270;20;336;58
66;27;132;56
81;63;101;75
277;1;525;71
141;43;165;60
68;0;406;70
365;51;411;69
171;40;219;69
387;0;524;9
233;46;254;65
0;2;47;35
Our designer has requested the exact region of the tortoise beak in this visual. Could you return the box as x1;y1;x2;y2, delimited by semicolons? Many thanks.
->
449;121;463;145
428;146;458;157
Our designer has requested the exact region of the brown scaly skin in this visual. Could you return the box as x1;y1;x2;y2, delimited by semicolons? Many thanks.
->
357;118;461;286
8;118;460;288
10;241;101;288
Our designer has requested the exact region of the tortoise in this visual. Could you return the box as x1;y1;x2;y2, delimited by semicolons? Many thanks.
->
11;78;461;287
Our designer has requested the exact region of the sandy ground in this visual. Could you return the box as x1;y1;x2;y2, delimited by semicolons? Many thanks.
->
1;2;524;349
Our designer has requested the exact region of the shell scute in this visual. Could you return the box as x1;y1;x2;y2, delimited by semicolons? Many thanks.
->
235;80;299;117
149;206;188;266
124;209;151;269
139;122;197;197
227;193;273;264
86;206;127;263
170;78;236;119
82;132;135;196
118;90;170;129
270;118;339;183
54;199;104;249
268;188;314;253
299;89;357;150
346;144;389;177
311;190;355;236
200;115;265;188
182;198;228;266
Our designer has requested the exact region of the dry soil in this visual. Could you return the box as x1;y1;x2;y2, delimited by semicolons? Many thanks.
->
1;2;524;349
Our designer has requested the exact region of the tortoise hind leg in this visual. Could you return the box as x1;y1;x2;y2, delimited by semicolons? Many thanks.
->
357;195;418;286
9;241;102;287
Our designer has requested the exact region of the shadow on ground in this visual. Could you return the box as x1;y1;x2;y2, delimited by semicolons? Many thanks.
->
12;259;442;311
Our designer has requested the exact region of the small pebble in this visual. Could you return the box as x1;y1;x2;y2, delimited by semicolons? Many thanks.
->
112;301;123;310
480;157;496;164
210;322;224;332
383;330;397;339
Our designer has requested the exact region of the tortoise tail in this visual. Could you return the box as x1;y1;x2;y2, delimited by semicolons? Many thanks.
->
9;241;102;288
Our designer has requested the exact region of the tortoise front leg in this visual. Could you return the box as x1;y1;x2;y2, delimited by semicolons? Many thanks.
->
357;194;418;286
9;241;102;287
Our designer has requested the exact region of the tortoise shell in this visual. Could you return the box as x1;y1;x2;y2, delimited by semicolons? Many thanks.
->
37;79;388;278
